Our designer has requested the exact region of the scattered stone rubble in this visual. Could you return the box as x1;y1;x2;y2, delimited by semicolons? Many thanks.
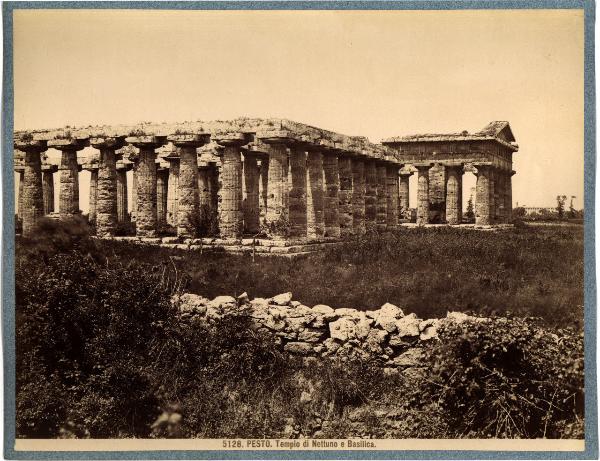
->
173;291;486;372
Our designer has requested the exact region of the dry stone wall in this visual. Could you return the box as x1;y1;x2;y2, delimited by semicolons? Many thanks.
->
174;291;483;372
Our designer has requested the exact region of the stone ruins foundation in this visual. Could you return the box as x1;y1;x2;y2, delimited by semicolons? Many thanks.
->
14;118;518;249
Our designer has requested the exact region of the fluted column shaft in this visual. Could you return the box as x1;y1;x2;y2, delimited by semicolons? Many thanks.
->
220;145;244;238
166;159;179;227
42;167;55;215
21;148;45;236
376;164;387;231
258;157;269;227
177;146;200;237
321;152;338;239
289;147;307;237
306;151;325;239
242;153;261;234
89;169;98;224
416;166;431;226
399;172;412;220
156;168;168;227
489;169;496;224
475;165;491;225
506;172;514;223
116;165;129;223
445;167;462;225
352;159;366;234
58;150;80;216
338;156;353;237
265;143;289;233
131;166;138;223
17;169;24;220
364;160;378;230
135;147;158;236
386;166;399;230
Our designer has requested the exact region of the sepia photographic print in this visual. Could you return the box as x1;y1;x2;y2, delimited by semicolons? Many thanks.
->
3;1;597;459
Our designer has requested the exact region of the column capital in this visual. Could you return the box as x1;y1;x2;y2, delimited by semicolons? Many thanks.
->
15;139;47;153
125;135;167;150
167;132;211;148
42;163;58;173
214;132;251;148
116;159;133;171
90;136;127;151
399;165;415;177
48;137;89;151
82;163;99;172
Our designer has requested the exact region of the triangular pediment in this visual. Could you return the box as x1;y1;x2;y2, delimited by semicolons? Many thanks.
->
478;121;516;142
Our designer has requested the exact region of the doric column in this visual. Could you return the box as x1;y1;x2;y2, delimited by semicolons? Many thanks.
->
495;170;505;223
489;169;496;224
376;163;388;231
131;165;138;223
306;150;325;239
428;163;447;223
116;160;131;223
215;133;247;238
15;139;47;236
125;135;167;237
321;150;338;239
474;164;491;225
258;157;269;227
416;165;432;226
15;166;24;220
242;152;261;234
257;130;293;237
156;165;169;226
169;134;210;238
386;164;399;230
398;167;413;221
87;166;98;224
338;155;354;237
48;138;88;217
506;170;515;223
90;136;126;237
352;159;366;234
445;166;463;225
198;162;220;234
42;163;57;215
364;160;378;231
164;155;179;227
289;145;308;237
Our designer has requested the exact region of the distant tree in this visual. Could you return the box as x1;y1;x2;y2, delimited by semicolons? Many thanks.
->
556;195;567;220
513;207;526;218
465;195;475;222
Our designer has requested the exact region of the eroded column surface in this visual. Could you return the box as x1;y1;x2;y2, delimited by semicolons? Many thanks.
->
352;159;366;234
216;134;245;238
258;157;269;227
310;150;327;239
131;166;138;222
49;139;86;217
116;161;130;223
416;165;431;226
126;136;167;237
364;160;378;231
428;163;446;223
91;137;126;237
386;165;399;230
495;171;505;223
88;168;98;224
398;170;412;221
376;164;388;231
323;152;341;238
42;164;57;215
506;171;514;223
170;135;209;238
242;153;261;234
157;167;169;226
475;165;491;225
338;155;354;237
261;138;290;236
165;157;179;227
445;166;462;225
16;140;46;236
489;169;496;225
289;146;307;237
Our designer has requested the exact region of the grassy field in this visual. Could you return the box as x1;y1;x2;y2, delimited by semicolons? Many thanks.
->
88;223;584;329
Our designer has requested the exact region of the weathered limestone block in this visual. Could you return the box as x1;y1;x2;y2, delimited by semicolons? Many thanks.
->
88;168;98;224
16;140;46;236
386;166;399;230
338;156;354;237
42;164;57;215
216;134;246;238
445;166;462;225
166;157;179;226
364;160;378;231
270;292;293;306
352;159;366;234
475;165;491;225
289;147;308;237
376;164;388;231
428;163;446;223
363;329;388;355
329;317;355;342
91;136;126;237
304;151;325;239
284;342;314;355
394;313;421;338
156;167;168;226
321;152;339;238
126;136;167;237
398;170;412;220
242;152;260;234
416;165;431;225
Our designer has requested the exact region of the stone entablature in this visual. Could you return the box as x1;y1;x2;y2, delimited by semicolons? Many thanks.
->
13;118;517;239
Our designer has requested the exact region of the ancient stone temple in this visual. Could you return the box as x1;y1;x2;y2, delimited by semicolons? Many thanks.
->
13;118;517;246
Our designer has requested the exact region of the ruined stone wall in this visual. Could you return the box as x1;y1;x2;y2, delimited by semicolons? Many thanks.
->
174;291;479;372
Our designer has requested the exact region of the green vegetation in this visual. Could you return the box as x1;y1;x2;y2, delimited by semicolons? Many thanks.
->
15;219;584;439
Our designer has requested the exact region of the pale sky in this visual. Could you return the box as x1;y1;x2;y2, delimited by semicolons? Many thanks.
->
13;8;584;210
